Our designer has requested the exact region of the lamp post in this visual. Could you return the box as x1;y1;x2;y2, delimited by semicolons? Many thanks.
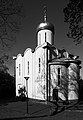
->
24;76;29;114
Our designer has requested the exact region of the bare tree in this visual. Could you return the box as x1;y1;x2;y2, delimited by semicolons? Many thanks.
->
0;54;9;73
63;0;83;45
0;0;24;72
0;0;24;49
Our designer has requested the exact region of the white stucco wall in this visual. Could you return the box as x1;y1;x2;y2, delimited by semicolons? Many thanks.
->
22;57;26;88
16;54;23;96
59;65;68;101
49;64;68;101
37;30;54;46
34;46;46;100
24;48;33;98
68;63;79;100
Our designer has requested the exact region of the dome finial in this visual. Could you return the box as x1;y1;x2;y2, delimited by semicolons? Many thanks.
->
43;6;47;22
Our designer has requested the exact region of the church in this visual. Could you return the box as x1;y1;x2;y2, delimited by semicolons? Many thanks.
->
15;8;81;102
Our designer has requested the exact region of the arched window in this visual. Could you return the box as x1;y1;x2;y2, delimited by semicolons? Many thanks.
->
19;64;21;76
27;61;29;75
45;32;46;42
58;67;61;86
39;58;41;73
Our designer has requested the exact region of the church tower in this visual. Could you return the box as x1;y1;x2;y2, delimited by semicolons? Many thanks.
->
36;6;55;46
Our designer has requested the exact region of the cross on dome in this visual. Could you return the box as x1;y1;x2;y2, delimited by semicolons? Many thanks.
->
43;6;47;22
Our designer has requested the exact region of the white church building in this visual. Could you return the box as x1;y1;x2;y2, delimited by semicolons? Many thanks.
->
15;9;81;102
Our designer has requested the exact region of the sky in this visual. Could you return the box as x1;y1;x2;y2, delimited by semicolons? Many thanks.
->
8;0;83;78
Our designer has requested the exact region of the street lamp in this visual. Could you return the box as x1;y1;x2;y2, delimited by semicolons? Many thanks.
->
24;76;29;114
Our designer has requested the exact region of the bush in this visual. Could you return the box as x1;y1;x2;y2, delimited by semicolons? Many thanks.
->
18;86;26;101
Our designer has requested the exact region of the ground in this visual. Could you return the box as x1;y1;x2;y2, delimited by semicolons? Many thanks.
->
0;98;83;120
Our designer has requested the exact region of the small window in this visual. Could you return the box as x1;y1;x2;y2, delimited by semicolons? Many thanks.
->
39;58;41;73
27;61;29;75
19;64;21;76
45;32;46;42
58;68;60;86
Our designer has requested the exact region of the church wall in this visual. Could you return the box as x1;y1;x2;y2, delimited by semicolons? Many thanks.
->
68;63;79;100
59;65;68;101
37;30;53;46
22;57;26;88
34;46;46;100
24;48;33;98
16;54;23;96
31;52;36;99
49;64;58;100
49;64;68;101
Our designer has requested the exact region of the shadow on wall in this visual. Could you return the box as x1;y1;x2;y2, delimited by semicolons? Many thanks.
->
79;79;83;101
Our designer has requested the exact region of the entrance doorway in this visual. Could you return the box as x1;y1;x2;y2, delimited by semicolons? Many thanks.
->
52;88;58;101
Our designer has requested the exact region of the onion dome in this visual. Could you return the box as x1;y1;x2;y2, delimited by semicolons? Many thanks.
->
36;6;55;34
36;22;55;34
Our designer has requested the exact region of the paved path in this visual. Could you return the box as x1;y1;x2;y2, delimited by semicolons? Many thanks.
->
0;99;83;120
